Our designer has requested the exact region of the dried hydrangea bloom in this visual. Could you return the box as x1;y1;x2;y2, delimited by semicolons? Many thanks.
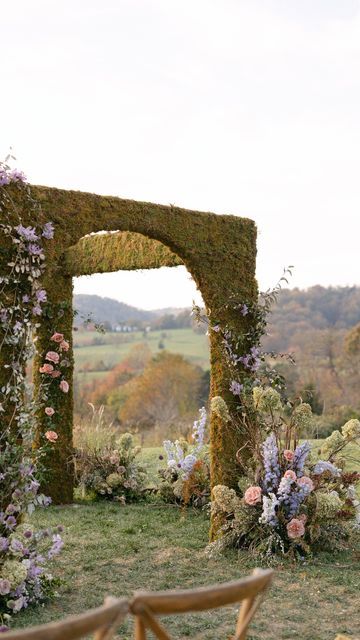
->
316;491;343;520
253;386;282;414
211;396;231;422
292;403;313;431
212;484;241;514
341;418;360;440
320;430;345;456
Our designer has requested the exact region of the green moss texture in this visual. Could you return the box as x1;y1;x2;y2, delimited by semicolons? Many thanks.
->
0;184;257;524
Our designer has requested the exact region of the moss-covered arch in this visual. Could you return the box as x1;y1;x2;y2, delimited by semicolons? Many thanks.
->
0;184;257;509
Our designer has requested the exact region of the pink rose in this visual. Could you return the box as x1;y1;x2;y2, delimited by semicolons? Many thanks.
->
45;407;55;416
297;476;314;492
59;380;69;393
60;340;69;352
284;470;297;482
244;486;262;506
45;351;60;364
39;363;54;374
51;370;61;378
45;430;58;443
283;450;294;462
51;333;64;343
286;518;305;539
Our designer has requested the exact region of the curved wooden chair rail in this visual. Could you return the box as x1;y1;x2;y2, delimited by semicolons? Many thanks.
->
3;569;273;640
130;568;274;640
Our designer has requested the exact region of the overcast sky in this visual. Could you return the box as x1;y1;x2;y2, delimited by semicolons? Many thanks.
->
2;0;359;309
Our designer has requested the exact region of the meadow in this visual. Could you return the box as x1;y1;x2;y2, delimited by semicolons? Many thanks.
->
74;328;209;385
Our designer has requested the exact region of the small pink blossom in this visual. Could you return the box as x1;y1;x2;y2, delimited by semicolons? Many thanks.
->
51;333;64;343
39;363;54;374
283;450;294;462
60;340;69;352
59;380;69;393
45;407;55;416
286;518;305;539
51;370;61;378
46;351;60;364
297;476;314;492
45;431;58;443
244;486;262;506
284;470;297;481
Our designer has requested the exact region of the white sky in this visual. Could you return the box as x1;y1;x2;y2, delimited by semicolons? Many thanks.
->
2;0;359;309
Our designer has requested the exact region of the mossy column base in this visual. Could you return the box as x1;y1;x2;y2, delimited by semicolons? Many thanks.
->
34;274;74;504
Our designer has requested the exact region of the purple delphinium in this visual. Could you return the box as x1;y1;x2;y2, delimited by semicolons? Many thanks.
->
313;460;341;477
292;441;311;477
261;433;281;492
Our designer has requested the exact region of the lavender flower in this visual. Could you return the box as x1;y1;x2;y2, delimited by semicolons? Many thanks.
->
32;305;42;316
22;294;30;303
35;289;47;303
15;225;38;241
230;380;243;396
240;303;249;316
192;407;207;448
292;441;311;477
0;580;11;596
0;537;9;552
9;169;27;182
5;515;17;529
0;169;10;186
42;222;54;239
313;460;341;477
48;534;64;559
261;433;280;492
27;243;42;256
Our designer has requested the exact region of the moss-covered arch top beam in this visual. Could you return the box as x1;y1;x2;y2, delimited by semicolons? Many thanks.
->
62;231;183;276
0;184;257;511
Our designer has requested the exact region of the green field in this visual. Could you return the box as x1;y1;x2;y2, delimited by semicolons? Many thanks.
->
74;328;209;385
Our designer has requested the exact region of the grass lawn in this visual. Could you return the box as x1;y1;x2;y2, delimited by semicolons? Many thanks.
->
12;503;360;640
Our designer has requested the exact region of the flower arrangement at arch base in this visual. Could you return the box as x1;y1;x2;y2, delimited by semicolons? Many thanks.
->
208;389;360;561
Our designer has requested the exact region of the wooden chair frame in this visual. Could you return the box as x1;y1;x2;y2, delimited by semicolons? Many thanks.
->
3;569;273;640
2;596;129;640
130;568;273;640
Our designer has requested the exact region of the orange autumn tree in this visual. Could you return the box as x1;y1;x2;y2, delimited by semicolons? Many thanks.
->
120;351;203;434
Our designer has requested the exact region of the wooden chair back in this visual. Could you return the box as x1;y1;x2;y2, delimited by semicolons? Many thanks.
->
129;568;273;640
2;596;129;640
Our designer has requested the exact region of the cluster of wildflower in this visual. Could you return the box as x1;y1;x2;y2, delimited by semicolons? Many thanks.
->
162;408;207;479
74;433;146;503
0;161;64;625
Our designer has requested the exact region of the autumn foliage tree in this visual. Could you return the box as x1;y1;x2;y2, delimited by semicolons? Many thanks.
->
120;351;203;434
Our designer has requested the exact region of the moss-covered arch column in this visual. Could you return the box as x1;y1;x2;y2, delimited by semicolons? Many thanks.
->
0;185;257;519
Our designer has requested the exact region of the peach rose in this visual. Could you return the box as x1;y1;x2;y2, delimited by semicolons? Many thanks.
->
283;450;294;462
51;333;64;343
39;363;54;374
44;407;55;416
244;486;262;506
45;430;58;443
286;518;305;539
59;380;69;393
284;470;297;481
60;340;69;352
297;476;314;492
51;370;61;378
45;351;60;364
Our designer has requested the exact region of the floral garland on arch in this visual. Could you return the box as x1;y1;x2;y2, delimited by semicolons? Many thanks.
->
0;159;64;629
193;273;360;560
